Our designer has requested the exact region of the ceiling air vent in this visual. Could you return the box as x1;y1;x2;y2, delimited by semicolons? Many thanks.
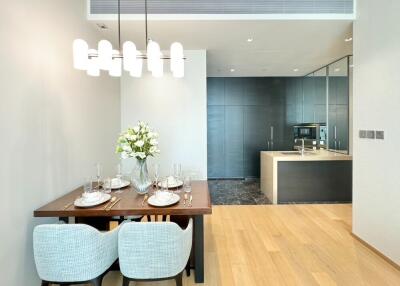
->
90;0;354;15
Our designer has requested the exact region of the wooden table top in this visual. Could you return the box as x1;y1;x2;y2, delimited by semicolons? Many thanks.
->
34;181;212;217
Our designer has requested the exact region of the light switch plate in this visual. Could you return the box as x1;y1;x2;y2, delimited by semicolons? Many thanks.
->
376;131;384;139
366;130;376;139
359;130;367;138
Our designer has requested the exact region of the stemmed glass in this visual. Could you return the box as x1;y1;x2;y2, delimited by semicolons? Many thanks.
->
115;163;123;194
153;163;160;195
183;175;192;205
95;163;102;191
173;163;182;193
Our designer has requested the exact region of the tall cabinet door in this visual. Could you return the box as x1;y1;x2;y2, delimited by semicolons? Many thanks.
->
225;106;244;178
336;105;349;151
207;106;225;178
244;106;268;178
207;77;224;105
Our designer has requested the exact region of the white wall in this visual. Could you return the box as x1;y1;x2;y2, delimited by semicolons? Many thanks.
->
353;0;400;264
121;50;207;179
0;0;120;284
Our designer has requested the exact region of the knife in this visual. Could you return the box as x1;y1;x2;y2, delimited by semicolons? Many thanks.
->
106;198;121;211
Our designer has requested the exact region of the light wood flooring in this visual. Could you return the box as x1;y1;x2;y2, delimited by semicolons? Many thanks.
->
104;204;400;286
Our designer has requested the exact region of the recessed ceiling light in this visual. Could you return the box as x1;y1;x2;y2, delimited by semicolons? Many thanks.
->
230;68;235;72
247;38;253;43
344;37;353;42
293;68;299;72
334;68;341;72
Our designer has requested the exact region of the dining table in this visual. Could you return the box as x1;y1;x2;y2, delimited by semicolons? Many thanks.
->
33;180;212;283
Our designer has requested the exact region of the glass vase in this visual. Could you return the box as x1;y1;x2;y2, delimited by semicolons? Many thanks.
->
131;159;152;195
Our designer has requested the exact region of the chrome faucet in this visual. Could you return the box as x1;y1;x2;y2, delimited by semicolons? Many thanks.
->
295;138;305;156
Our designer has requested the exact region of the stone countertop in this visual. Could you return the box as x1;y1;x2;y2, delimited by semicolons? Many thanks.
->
260;149;352;161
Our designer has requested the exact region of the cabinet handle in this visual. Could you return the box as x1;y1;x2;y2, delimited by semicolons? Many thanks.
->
338;141;341;150
267;141;270;150
334;140;337;150
271;141;274;151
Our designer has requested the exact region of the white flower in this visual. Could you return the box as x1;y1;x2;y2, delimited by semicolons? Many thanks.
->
150;139;158;146
149;146;157;154
137;152;146;159
135;140;144;147
121;152;129;159
122;144;132;152
133;126;140;133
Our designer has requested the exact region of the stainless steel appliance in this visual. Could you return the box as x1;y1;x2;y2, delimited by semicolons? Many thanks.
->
293;123;327;149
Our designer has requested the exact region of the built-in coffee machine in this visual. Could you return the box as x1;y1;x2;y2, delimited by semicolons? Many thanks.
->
293;123;327;150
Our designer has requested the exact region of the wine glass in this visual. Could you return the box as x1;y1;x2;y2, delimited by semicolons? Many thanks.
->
153;163;160;194
95;163;102;190
173;163;182;193
115;163;123;194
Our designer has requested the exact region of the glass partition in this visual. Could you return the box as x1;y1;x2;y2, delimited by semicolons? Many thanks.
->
300;56;351;154
327;57;349;153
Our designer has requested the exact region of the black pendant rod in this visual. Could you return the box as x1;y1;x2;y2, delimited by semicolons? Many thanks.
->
118;0;121;51
145;0;148;49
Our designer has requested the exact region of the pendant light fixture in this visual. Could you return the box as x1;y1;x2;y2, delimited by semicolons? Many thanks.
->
72;0;185;78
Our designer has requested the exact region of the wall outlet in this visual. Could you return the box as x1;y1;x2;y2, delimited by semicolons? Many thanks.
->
376;130;384;139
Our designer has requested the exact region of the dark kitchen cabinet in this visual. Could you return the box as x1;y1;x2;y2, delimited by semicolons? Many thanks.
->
225;106;244;178
244;106;268;178
224;78;244;105
207;106;225;178
336;105;349;151
207;77;224;106
207;77;305;179
328;104;348;151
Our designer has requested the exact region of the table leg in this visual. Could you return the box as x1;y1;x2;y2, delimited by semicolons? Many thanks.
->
194;215;204;283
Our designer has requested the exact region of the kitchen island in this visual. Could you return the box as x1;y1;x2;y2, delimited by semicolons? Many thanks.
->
261;150;352;204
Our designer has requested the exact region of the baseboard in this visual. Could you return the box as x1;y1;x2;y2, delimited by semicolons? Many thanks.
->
351;232;400;271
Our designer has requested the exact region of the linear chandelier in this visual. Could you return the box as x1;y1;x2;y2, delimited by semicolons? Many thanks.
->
72;0;184;78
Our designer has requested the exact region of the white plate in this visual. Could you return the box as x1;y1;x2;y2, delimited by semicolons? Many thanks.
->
104;179;131;190
147;192;180;207
74;193;111;208
157;180;183;189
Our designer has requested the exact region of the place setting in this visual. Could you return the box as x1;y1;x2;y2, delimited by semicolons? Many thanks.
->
140;163;195;208
71;163;131;210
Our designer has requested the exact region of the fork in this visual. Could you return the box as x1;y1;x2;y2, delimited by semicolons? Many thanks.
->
63;196;79;210
183;193;188;206
141;194;148;207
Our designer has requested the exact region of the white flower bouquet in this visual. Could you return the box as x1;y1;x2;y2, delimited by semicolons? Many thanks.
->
116;121;160;161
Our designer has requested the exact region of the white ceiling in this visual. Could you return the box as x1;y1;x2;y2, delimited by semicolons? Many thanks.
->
90;20;353;77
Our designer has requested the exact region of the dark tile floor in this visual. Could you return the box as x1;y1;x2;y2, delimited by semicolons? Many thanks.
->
208;179;271;205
